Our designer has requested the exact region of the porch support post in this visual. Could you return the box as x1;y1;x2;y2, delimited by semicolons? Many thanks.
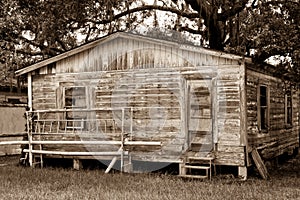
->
73;159;82;170
27;73;32;111
238;166;247;181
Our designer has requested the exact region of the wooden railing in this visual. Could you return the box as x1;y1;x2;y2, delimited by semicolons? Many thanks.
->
4;108;162;171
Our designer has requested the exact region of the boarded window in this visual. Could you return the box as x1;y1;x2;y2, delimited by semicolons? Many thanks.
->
64;86;87;109
258;85;269;131
285;90;292;125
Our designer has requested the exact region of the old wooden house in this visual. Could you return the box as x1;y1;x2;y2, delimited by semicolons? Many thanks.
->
15;32;299;179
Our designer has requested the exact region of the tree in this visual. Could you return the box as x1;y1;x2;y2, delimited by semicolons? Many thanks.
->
0;0;299;81
239;0;300;73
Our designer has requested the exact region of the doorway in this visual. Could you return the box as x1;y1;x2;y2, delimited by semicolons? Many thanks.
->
187;80;213;154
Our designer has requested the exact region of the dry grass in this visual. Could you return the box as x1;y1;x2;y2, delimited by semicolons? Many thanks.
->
0;155;299;200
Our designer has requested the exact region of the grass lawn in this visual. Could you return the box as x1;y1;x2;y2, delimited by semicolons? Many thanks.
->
0;154;299;200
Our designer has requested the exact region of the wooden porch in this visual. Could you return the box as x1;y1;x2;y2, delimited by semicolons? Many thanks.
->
17;107;216;178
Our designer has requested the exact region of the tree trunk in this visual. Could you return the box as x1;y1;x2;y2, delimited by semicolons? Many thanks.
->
17;76;21;93
208;10;224;51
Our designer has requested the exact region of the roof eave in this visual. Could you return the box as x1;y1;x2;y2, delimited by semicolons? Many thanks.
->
15;33;120;76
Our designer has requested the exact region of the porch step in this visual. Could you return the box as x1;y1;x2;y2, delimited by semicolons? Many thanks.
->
179;174;208;179
32;161;42;166
182;165;210;170
179;154;214;180
32;156;43;168
190;144;213;152
182;164;210;170
188;156;214;161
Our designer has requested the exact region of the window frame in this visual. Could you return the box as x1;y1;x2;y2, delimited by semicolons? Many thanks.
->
64;86;87;109
284;88;293;126
63;85;88;130
257;85;270;132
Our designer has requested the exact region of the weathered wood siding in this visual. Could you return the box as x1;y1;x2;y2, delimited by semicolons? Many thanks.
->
0;133;25;156
54;37;240;73
246;69;299;160
30;34;246;165
0;105;26;156
32;75;57;110
213;63;246;166
94;69;183;161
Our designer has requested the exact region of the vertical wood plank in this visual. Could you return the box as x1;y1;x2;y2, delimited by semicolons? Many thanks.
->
239;61;249;167
56;85;64;109
73;159;82;170
257;84;261;131
267;82;271;129
212;77;218;145
28;73;33;111
180;77;187;150
238;166;247;180
240;61;247;146
251;148;269;180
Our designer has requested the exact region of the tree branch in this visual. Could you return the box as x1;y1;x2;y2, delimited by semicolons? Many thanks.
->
55;38;68;52
17;35;45;51
177;0;209;19
254;48;288;63
92;4;200;25
217;0;249;21
178;26;204;35
15;49;44;57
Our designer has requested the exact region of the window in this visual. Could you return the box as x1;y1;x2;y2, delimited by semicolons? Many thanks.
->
258;85;269;131
285;90;292;125
64;86;87;130
64;86;87;109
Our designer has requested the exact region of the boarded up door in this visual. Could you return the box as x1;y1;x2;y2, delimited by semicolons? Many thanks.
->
188;80;213;153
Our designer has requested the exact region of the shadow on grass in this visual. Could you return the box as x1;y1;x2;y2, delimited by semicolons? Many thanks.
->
0;150;299;182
